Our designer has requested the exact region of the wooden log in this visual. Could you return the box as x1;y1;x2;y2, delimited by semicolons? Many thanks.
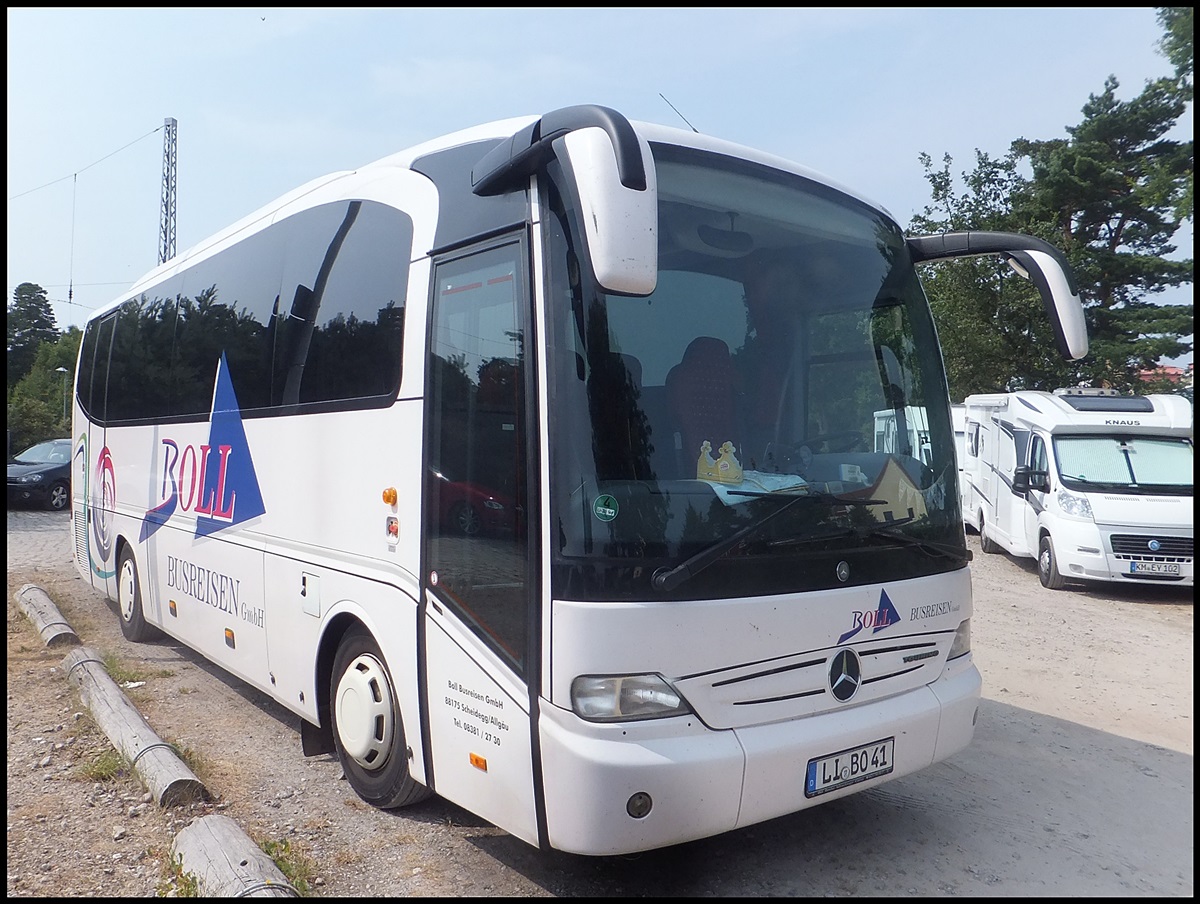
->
61;646;210;807
172;815;298;897
15;583;80;648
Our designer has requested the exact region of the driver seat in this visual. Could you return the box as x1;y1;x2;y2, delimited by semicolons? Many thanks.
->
665;337;742;473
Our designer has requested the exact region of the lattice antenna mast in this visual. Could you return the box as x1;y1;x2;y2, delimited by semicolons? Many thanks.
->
158;117;177;264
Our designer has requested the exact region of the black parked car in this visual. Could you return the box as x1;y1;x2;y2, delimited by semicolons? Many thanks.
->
7;438;72;511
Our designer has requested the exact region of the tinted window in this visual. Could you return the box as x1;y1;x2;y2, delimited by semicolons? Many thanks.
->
274;201;409;406
425;241;532;674
82;200;413;424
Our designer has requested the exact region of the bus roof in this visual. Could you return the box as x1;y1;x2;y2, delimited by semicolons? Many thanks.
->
98;109;896;322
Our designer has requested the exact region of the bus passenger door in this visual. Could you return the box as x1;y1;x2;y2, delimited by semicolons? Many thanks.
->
420;240;539;849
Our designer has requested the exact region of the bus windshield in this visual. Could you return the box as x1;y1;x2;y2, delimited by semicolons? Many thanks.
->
544;144;964;601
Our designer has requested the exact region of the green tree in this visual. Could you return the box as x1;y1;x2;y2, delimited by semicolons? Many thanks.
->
1157;7;1193;103
7;282;60;387
1156;7;1193;220
913;64;1192;397
910;150;1066;396
6;328;82;450
1011;74;1192;390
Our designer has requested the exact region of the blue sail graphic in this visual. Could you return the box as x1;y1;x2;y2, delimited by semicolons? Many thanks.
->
196;353;266;538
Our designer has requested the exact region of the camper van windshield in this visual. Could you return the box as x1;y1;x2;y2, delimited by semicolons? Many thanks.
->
1055;435;1193;492
542;145;964;602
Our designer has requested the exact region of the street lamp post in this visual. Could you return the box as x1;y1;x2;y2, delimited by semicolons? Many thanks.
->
55;367;69;420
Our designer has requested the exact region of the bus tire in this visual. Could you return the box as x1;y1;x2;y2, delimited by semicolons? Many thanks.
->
1038;534;1067;590
331;627;431;809
979;514;1000;554
117;546;158;642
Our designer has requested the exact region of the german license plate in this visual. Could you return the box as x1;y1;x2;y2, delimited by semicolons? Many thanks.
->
805;737;894;798
1130;561;1180;575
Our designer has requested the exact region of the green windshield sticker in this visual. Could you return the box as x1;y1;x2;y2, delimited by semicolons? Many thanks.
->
593;494;619;522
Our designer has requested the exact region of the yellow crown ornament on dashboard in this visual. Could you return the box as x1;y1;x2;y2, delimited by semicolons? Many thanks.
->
697;440;744;484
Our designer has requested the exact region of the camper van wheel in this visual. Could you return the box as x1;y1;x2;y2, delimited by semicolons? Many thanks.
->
1038;535;1067;590
331;626;432;809
978;515;1001;554
116;546;158;642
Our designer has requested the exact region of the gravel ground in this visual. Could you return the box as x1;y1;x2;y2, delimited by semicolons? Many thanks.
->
7;507;1193;897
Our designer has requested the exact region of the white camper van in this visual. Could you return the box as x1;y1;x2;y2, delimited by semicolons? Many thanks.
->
873;405;933;466
873;405;967;510
961;387;1192;589
951;404;966;476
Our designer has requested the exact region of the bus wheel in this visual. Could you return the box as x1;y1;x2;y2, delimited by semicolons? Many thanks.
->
331;627;431;809
117;547;157;642
979;514;1000;554
1038;534;1067;590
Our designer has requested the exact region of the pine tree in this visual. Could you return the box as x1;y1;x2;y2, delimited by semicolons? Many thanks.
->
7;283;60;387
911;49;1192;396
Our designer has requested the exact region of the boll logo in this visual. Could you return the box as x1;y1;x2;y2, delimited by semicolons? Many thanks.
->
141;353;265;541
838;589;902;644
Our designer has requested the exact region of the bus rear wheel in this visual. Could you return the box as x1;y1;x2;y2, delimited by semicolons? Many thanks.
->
117;546;158;642
330;627;431;809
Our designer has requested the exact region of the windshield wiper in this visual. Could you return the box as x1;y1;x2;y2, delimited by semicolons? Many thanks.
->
650;492;885;593
770;520;972;565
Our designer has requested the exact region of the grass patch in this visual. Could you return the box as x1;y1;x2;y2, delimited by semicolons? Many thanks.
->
100;651;174;685
259;837;317;896
101;651;148;685
77;747;129;782
165;741;211;786
331;847;363;867
156;851;200;897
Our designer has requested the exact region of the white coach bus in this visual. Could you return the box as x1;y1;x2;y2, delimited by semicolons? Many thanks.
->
69;105;1088;855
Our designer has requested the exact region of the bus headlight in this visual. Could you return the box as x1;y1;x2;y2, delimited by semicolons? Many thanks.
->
948;618;971;660
571;674;693;722
1057;488;1094;520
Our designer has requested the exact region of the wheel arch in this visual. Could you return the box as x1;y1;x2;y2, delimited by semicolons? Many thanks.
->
111;533;135;601
313;612;363;728
306;606;425;774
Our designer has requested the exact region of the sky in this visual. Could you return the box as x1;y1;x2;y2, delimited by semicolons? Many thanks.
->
6;8;1192;365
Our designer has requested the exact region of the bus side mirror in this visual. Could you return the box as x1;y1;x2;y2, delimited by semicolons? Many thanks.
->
1003;250;1088;361
907;231;1088;361
472;105;658;298
555;128;658;297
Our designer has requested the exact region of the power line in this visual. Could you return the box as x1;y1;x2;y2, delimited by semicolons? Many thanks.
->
6;124;164;201
8;281;133;291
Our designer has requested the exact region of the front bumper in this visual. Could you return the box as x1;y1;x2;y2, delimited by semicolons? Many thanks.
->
1050;519;1193;585
537;657;981;855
